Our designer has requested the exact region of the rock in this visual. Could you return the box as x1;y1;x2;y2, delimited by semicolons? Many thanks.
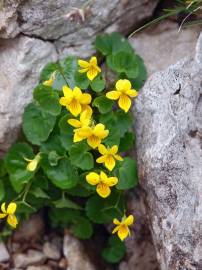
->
63;232;96;270
13;214;45;243
0;242;10;262
0;36;57;155
134;33;202;269
118;190;159;270
130;21;201;75
13;250;46;268
43;242;61;260
26;266;51;270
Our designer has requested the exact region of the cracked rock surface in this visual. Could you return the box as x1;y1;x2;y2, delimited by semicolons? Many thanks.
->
134;32;202;269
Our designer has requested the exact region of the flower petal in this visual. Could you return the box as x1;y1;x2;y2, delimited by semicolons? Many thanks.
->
118;225;129;241
79;68;89;73
76;127;92;138
114;154;123;161
68;119;81;128
7;202;17;214
67;100;82;116
43;79;53;87
96;156;106;163
109;145;118;155
118;94;131;113
26;160;38;171
86;172;100;185
78;59;90;68
89;56;98;66
104;176;118;187
87;135;101;149
126;89;138;98
113;218;121;225
73;132;83;143
59;97;70;106
7;214;18;228
96;183;111;198
73;87;82;99
1;203;6;213
116;79;131;92
112;225;120;234
0;213;7;219
63;86;73;98
98;144;107;155
106;91;120;100
105;155;116;171
93;124;109;139
81;105;92;120
87;68;98;81
80;93;92;105
100;171;108;181
123;215;134;226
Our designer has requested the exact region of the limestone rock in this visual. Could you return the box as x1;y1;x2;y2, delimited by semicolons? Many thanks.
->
43;242;61;260
13;249;46;268
130;21;201;75
0;242;10;262
134;33;202;269
63;232;96;270
0;36;57;155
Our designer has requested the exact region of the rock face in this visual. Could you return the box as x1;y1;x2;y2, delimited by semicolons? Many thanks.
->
130;21;201;75
134;33;202;269
0;0;158;154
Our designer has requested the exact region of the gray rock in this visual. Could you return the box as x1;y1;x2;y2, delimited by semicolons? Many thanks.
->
43;242;61;260
63;232;96;270
134;33;202;269
0;36;57;155
26;266;51;270
0;242;10;262
130;21;201;75
13;249;46;268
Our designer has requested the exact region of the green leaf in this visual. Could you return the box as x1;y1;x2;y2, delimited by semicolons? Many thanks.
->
115;111;133;137
130;55;147;89
72;217;93;239
23;103;56;145
93;96;113;114
53;197;82;210
69;142;94;170
5;143;35;192
58;56;78;88
86;192;124;224
90;76;105;92
40;62;58;82
119;132;134;152
117;158;138;190
33;85;61;116
74;72;89;89
95;32;133;56
102;236;126;263
49;208;81;227
29;186;50;199
107;52;138;78
65;183;93;197
42;157;79;189
40;134;66;156
0;160;7;177
103;129;120;147
0;180;5;201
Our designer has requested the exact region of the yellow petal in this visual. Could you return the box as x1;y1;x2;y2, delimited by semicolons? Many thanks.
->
43;79;53;87
1;203;6;213
63;85;73;97
98;144;107;155
96;183;111;198
7;214;18;228
67;100;82;116
79;68;89;73
113;218;121;225
114;154;123;161
87;135;101;149
93;124;109;139
104;176;118;187
68;119;82;128
109;145;118;155
80;93;92;105
73;131;84;143
59;97;70;106
73;87;82;99
104;155;116;171
126;89;138;98
96;156;106;163
100;171;108;181
78;59;90;68
89;56;98;66
76;126;92;139
123;215;134;226
112;225;120;234
106;91;120;100
86;172;100;185
81;105;92;120
118;94;131;113
0;213;7;219
118;225;129;241
87;68;98;81
7;202;17;214
116;79;131;92
26;160;38;171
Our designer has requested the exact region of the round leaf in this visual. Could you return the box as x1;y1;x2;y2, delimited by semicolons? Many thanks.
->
72;217;93;239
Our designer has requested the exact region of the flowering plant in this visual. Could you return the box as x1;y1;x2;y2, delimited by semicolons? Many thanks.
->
0;33;147;263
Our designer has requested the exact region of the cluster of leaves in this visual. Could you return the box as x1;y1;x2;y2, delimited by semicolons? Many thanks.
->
0;33;146;263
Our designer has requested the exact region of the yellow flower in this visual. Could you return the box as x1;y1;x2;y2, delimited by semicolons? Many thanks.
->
112;215;134;241
59;86;92;117
96;144;123;171
68;109;92;143
0;202;18;228
86;171;118;198
76;123;109;149
106;79;138;113
24;153;41;172
43;71;56;87
78;56;101;81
